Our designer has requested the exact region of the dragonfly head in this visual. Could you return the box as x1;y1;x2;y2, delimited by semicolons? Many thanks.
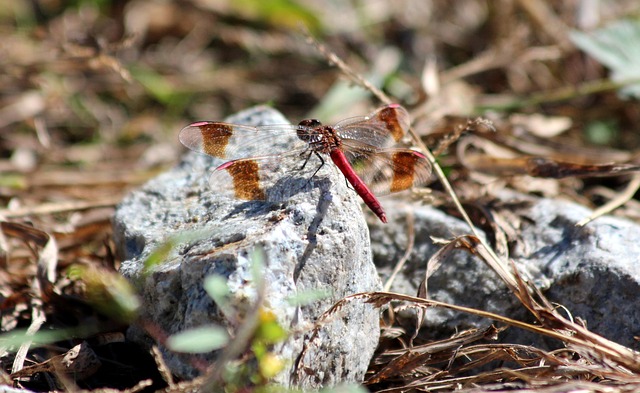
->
297;119;323;142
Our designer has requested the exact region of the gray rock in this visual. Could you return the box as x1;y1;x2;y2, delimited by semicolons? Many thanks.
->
113;106;382;389
371;192;640;349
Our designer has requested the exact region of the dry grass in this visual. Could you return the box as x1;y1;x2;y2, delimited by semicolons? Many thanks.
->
2;1;640;391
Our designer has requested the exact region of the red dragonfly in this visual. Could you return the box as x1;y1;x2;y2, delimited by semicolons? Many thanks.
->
179;104;432;223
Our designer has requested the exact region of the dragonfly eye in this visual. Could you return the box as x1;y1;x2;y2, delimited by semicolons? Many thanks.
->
298;119;322;128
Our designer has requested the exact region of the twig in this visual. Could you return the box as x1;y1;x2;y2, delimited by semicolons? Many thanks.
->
383;212;415;292
409;130;520;290
12;302;46;374
304;31;520;291
516;0;573;49
363;291;640;373
577;173;640;227
304;32;391;105
0;196;121;218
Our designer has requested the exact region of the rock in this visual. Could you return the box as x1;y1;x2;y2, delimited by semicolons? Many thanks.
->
113;106;382;389
371;192;640;349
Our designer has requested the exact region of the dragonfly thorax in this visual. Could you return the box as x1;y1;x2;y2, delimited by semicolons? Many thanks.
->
297;119;341;154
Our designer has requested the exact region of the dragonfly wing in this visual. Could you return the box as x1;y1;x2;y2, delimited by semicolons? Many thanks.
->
334;104;411;149
179;122;307;160
209;151;322;202
342;145;432;196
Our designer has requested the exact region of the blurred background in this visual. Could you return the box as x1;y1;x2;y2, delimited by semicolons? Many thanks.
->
2;0;639;177
2;1;640;391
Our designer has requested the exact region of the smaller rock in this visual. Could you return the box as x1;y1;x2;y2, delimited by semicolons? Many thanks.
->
370;192;640;349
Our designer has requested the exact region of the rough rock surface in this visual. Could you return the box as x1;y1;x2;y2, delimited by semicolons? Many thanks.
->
370;192;640;349
113;106;382;389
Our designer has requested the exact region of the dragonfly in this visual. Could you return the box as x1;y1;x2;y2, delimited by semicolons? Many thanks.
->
179;104;432;223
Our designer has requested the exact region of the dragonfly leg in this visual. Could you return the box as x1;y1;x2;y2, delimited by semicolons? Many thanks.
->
344;176;354;191
298;151;327;190
309;151;326;178
298;149;317;171
305;152;354;191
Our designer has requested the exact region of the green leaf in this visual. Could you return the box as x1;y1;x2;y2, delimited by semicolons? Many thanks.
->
145;229;223;273
204;275;230;303
0;173;27;189
203;274;235;317
250;246;266;284
585;119;619;145
0;328;79;351
285;288;331;306
67;264;141;324
570;19;640;98
230;0;321;33
167;325;229;353
129;65;190;109
143;240;175;272
129;65;174;103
